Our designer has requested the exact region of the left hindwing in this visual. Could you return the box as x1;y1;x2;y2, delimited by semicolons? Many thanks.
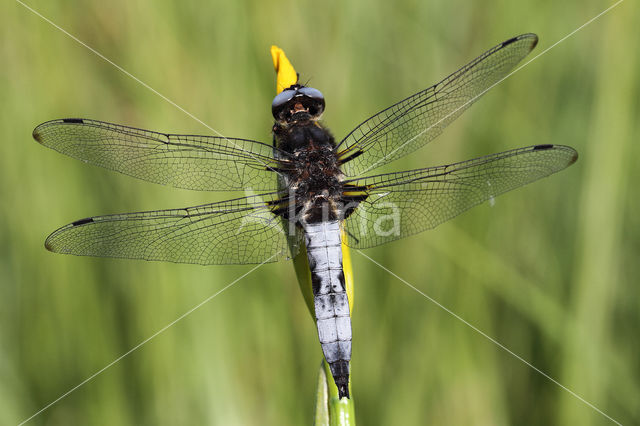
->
45;192;303;265
33;118;284;191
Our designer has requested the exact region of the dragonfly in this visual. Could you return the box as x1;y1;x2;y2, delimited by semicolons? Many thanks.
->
33;33;577;399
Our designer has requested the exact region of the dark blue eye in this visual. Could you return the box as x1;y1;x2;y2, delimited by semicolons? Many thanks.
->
298;87;324;102
272;89;296;110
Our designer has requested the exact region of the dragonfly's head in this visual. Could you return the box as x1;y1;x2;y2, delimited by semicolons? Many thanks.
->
272;84;325;124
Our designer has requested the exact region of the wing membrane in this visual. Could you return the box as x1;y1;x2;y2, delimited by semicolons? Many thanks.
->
343;144;577;248
338;34;538;176
33;118;282;191
45;192;302;265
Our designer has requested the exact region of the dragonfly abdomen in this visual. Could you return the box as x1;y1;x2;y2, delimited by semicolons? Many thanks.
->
303;220;351;399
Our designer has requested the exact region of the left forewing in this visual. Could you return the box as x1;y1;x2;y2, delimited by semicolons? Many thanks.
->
33;118;284;191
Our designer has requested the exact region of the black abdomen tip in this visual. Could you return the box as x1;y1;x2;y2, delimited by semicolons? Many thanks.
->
338;383;350;399
330;360;350;399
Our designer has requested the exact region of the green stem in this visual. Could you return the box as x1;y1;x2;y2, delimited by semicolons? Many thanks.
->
314;361;356;426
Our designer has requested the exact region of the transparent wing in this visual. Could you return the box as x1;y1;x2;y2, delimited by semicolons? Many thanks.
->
337;34;538;177
343;144;578;249
45;192;302;265
33;118;283;191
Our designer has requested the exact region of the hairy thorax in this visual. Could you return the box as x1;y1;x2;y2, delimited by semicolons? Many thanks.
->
273;120;344;223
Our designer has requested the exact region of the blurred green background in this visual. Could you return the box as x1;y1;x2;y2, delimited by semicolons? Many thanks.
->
2;0;639;424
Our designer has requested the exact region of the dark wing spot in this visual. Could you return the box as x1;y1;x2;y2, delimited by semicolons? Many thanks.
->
502;34;538;50
533;144;554;151
502;36;519;47
72;217;94;226
63;118;84;124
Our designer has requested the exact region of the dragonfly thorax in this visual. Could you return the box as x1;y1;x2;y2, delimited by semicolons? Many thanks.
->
273;121;345;224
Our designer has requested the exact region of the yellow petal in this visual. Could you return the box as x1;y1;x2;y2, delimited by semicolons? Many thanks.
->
271;45;298;94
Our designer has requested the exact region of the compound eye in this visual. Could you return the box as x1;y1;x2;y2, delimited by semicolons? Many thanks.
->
272;89;296;118
298;87;324;102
